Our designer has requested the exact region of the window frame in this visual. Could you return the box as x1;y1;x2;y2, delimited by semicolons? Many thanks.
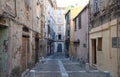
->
74;19;77;31
97;37;102;51
78;15;81;29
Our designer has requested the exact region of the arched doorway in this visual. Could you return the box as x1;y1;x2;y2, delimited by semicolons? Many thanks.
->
57;44;62;52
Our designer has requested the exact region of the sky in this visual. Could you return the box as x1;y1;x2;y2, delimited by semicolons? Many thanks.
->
56;0;89;7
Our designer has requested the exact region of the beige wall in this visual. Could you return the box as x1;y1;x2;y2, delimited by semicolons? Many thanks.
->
74;7;88;62
89;19;118;77
69;7;84;57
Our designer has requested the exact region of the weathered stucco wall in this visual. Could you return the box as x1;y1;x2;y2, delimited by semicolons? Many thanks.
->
74;7;88;62
69;7;84;58
89;19;118;77
8;20;22;77
0;0;42;77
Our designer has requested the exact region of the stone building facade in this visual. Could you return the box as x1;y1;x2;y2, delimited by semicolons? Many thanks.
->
0;0;42;77
44;0;57;56
65;10;70;57
54;7;65;53
65;7;84;58
89;0;120;77
73;5;89;62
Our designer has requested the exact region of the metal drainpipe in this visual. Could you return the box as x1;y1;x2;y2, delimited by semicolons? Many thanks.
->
88;2;90;63
14;0;17;18
116;0;120;76
116;13;118;77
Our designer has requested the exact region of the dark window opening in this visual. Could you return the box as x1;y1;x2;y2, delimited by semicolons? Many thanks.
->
58;34;61;40
94;0;99;14
78;15;81;29
83;44;87;48
68;30;70;36
25;0;30;10
97;37;102;51
74;19;77;31
23;27;29;32
48;25;50;34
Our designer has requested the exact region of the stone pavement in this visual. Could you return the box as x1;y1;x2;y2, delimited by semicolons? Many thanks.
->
23;52;108;77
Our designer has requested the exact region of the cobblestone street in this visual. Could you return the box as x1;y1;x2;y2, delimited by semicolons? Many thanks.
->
23;53;107;77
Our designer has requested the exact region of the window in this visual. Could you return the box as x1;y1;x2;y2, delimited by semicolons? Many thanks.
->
59;10;62;14
48;25;50;34
68;30;70;36
78;15;81;29
58;26;61;31
83;44;87;48
94;0;99;13
112;37;118;48
57;17;62;23
58;34;61;40
66;14;70;25
25;0;30;10
74;19;77;31
97;38;102;51
36;2;41;18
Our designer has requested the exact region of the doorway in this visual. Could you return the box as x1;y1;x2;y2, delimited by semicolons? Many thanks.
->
21;37;29;72
0;27;8;77
74;46;77;59
91;39;97;64
35;38;39;63
57;44;62;52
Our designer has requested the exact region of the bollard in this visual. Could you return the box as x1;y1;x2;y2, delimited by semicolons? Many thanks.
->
30;70;35;77
79;58;84;67
104;71;110;77
85;63;90;72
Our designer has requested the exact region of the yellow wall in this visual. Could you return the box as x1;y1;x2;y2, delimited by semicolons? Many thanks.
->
69;7;84;57
89;19;118;77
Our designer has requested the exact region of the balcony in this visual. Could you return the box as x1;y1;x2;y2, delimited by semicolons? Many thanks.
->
74;39;80;45
54;36;64;42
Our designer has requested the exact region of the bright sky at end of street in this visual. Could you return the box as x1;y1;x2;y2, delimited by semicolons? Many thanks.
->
56;0;89;7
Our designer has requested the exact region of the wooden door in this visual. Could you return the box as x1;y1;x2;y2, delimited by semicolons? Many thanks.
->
21;37;29;72
35;38;39;63
57;44;62;52
92;39;97;64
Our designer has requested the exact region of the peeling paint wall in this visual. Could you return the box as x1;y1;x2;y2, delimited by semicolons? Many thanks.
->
0;0;42;77
7;20;22;77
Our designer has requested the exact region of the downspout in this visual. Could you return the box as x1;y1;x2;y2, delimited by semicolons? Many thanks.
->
116;0;120;76
14;0;17;18
88;1;90;63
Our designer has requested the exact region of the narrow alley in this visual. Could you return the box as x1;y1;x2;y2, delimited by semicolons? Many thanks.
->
0;0;120;77
23;52;107;77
